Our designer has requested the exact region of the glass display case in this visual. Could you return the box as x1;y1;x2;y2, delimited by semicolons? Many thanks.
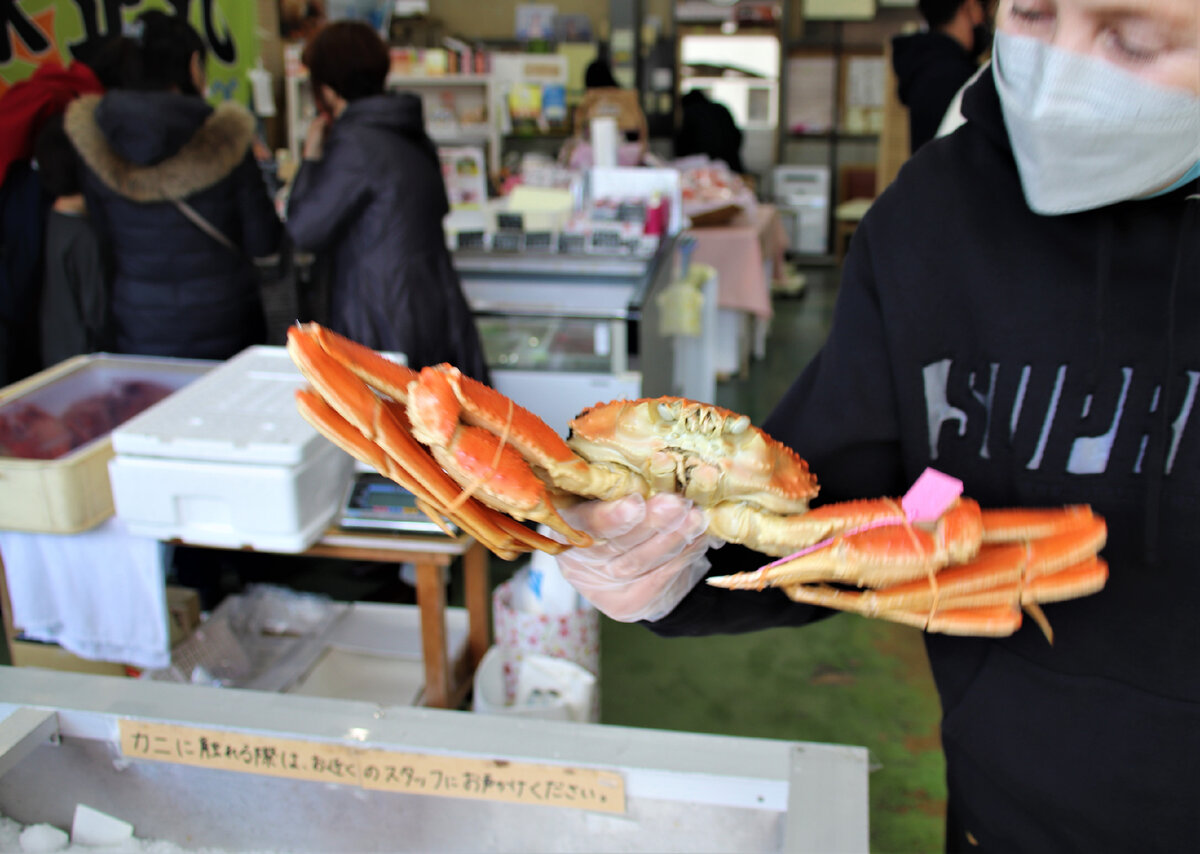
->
475;315;621;374
454;245;680;430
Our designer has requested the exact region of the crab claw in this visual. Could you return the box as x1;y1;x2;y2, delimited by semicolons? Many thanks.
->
406;366;593;547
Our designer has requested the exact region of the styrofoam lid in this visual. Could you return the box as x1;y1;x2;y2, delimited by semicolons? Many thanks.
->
111;346;336;465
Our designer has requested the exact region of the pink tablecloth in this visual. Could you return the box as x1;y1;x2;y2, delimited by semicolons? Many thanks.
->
688;204;788;319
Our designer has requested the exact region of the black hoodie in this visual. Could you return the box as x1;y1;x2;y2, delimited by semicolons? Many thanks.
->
892;30;979;152
287;92;489;383
650;69;1200;852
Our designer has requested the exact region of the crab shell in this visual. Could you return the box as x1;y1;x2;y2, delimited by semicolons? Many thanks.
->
567;397;819;517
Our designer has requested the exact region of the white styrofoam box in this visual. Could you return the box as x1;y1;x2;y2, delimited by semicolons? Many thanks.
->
112;345;328;464
109;345;355;552
108;441;352;552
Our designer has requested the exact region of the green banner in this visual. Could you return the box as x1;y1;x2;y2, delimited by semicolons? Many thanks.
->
0;0;259;105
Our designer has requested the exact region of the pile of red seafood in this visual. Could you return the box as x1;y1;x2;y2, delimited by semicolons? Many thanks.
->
0;381;173;460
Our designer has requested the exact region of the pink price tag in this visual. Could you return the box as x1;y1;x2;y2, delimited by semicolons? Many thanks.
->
901;468;963;523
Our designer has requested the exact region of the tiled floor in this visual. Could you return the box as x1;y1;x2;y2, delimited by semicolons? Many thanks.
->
597;268;949;853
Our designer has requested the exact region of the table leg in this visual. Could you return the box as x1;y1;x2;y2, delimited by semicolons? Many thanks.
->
0;552;17;664
462;541;490;670
415;560;450;708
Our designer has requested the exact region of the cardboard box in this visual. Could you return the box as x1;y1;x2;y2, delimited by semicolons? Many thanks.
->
0;354;213;534
9;639;130;676
166;585;201;648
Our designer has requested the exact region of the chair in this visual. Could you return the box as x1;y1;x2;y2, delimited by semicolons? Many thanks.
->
833;164;877;263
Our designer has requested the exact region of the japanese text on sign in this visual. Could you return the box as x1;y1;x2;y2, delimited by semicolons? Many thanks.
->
118;720;625;814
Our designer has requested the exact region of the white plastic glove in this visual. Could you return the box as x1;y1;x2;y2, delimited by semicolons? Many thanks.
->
552;493;723;623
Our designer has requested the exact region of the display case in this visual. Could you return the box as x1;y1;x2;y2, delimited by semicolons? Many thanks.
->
0;668;870;853
454;243;686;432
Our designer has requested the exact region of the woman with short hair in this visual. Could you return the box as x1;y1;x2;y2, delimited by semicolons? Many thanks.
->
286;21;489;383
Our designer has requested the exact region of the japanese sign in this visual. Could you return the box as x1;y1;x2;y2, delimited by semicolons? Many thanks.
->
0;0;259;103
118;719;627;814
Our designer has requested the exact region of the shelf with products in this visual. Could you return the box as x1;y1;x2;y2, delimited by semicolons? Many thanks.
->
775;8;919;259
283;44;501;173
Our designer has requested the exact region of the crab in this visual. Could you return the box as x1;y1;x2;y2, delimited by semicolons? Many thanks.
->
286;322;1108;639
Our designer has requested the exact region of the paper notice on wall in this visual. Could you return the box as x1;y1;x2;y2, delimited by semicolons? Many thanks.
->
843;55;887;133
786;55;836;134
845;56;886;108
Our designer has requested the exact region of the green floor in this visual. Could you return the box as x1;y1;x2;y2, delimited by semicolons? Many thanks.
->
593;271;948;853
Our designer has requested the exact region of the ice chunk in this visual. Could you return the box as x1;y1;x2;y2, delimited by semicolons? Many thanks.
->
18;823;68;853
70;804;134;847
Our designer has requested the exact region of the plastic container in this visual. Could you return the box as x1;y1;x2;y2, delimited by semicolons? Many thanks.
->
492;576;600;721
109;346;355;553
0;354;214;533
472;646;572;721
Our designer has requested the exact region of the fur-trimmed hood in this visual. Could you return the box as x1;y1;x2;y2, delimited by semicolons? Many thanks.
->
64;92;255;202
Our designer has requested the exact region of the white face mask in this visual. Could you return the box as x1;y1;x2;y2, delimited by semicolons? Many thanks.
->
992;30;1200;215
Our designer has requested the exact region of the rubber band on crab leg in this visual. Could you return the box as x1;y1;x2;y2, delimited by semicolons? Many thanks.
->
1017;539;1055;644
445;397;514;515
881;497;942;632
707;512;909;590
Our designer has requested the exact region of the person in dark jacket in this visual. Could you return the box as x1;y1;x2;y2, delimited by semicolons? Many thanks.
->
0;56;105;384
891;0;988;152
63;11;280;360
34;114;110;368
554;0;1200;851
674;88;745;174
286;21;489;383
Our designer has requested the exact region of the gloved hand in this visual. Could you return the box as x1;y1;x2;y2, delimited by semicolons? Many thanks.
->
553;493;722;623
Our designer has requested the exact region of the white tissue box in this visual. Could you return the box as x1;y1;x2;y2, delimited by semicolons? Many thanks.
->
109;346;354;553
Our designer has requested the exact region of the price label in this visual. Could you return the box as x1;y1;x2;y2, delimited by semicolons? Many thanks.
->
119;720;626;814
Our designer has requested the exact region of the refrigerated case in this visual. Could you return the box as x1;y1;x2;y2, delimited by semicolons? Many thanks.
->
454;243;686;431
0;668;870;853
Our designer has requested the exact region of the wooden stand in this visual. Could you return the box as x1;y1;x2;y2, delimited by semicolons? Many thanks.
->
0;529;490;710
301;530;490;709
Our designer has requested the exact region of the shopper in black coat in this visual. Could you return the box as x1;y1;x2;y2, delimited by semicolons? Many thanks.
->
891;0;988;152
63;11;280;360
286;21;489;383
674;89;745;174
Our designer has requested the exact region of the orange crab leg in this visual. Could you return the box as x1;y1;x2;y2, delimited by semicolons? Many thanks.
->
413;364;639;501
295;388;543;559
407;367;593;547
779;551;1107;639
296;322;420;401
290;328;564;557
980;504;1097;543
708;498;985;590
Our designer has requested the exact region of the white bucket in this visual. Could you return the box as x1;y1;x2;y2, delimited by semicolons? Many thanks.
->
473;646;577;720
